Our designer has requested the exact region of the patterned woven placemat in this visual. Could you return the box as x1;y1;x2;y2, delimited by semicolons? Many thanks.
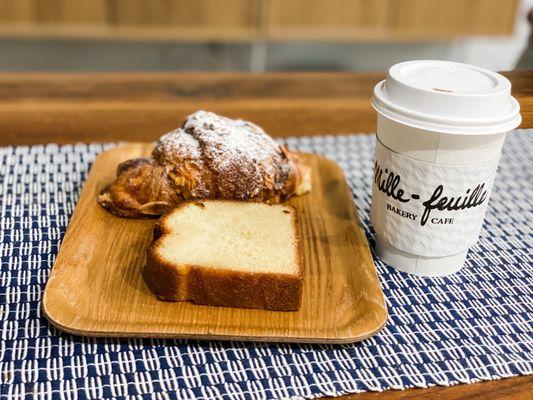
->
0;131;532;399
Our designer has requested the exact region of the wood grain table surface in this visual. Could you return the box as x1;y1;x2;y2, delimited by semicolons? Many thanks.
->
0;71;531;399
0;71;531;145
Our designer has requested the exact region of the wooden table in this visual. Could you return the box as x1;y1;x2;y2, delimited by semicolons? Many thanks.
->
1;71;531;399
0;71;531;145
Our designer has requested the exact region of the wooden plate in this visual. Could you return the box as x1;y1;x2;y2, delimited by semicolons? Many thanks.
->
43;143;387;343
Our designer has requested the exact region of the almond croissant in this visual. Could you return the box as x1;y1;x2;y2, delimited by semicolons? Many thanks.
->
98;111;312;218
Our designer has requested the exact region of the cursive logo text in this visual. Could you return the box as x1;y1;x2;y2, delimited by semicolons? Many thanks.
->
420;184;488;226
374;161;411;203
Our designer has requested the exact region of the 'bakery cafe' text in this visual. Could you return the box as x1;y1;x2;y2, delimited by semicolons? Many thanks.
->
386;203;455;225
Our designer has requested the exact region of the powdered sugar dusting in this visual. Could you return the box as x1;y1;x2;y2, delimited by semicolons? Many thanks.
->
153;128;201;164
184;111;287;198
151;110;292;200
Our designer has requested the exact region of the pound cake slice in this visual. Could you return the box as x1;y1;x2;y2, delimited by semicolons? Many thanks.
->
144;200;303;311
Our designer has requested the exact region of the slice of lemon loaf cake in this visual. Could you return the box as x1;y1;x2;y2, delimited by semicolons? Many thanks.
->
144;200;303;311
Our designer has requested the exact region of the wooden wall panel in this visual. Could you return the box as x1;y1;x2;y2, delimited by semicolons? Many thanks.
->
0;0;33;23
266;0;387;28
0;0;106;24
195;0;258;30
0;0;521;41
467;0;519;34
112;0;257;29
57;0;106;24
109;0;258;40
388;0;519;37
111;0;170;26
264;0;388;40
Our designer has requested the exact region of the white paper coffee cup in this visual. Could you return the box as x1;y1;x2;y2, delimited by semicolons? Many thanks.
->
370;60;521;276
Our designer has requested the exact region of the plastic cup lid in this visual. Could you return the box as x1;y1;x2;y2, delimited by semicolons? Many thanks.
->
372;60;521;135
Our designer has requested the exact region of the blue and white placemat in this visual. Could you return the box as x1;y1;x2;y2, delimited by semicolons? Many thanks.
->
0;130;532;399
